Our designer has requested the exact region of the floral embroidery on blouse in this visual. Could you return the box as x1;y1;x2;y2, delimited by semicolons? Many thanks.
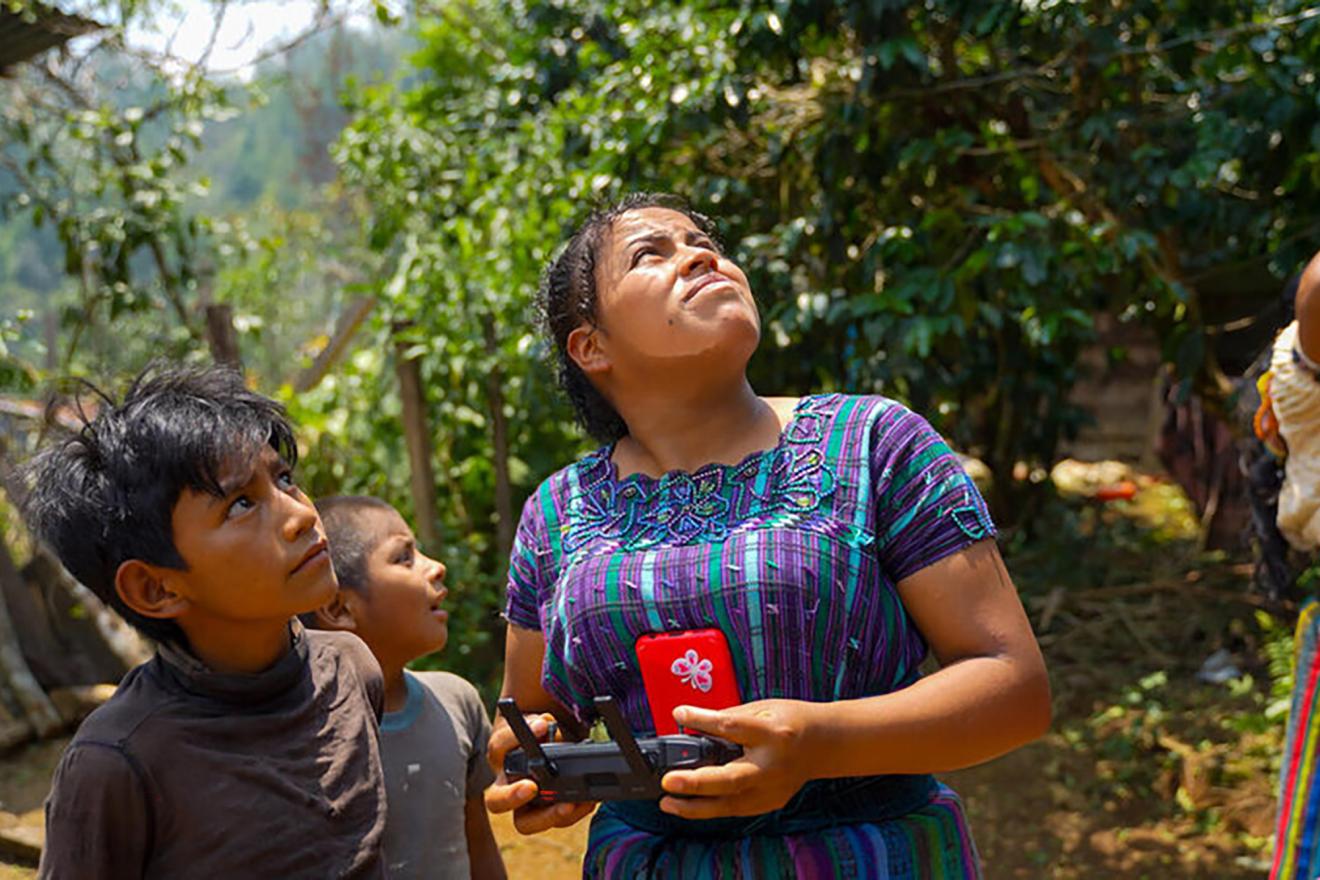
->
560;397;839;555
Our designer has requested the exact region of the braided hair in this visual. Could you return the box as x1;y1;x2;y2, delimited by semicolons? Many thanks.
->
536;192;721;443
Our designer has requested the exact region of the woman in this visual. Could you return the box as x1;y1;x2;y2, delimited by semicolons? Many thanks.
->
1252;250;1320;880
486;193;1051;878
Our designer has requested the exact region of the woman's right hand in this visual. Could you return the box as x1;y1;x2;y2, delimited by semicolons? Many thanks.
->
485;712;597;834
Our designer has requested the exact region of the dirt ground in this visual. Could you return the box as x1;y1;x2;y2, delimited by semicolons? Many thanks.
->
0;465;1285;878
0;730;1273;879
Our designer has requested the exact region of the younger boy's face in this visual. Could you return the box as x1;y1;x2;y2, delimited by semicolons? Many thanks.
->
350;507;449;668
167;445;337;625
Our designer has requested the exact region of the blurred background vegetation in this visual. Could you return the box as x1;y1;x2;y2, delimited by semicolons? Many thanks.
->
5;0;1320;682
5;0;1320;872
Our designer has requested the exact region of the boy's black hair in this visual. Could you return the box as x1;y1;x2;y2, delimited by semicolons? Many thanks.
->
21;364;298;644
536;192;721;443
316;495;396;593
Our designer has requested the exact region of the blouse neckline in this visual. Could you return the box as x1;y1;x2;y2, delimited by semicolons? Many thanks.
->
596;394;824;488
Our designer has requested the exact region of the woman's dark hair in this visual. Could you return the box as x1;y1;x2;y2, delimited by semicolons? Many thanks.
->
20;364;298;644
536;192;721;443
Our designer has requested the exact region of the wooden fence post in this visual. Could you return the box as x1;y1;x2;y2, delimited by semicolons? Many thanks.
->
204;304;242;369
393;330;441;551
481;314;513;564
294;297;375;392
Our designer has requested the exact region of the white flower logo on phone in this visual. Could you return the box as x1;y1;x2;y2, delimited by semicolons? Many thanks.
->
671;649;714;693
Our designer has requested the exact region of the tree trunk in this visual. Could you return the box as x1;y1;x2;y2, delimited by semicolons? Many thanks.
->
294;297;375;392
0;454;147;745
0;699;32;751
482;314;514;565
23;547;149;678
0;557;62;737
0;445;146;719
0;534;90;687
393;334;441;552
204;303;242;369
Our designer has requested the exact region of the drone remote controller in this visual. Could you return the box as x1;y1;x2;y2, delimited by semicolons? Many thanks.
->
498;696;743;803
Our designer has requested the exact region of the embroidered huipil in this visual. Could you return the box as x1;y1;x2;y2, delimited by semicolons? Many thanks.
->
506;394;997;879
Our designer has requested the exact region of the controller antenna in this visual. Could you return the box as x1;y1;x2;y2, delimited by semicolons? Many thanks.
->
497;699;558;784
594;696;654;778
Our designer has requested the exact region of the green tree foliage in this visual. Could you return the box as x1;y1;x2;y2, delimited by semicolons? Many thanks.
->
4;1;1318;690
0;1;235;375
339;0;1320;529
0;3;403;380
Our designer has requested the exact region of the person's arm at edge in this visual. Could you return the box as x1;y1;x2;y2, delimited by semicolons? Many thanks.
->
484;623;595;834
463;793;505;880
661;539;1051;818
39;742;151;879
456;675;505;878
1297;252;1320;363
801;538;1050;772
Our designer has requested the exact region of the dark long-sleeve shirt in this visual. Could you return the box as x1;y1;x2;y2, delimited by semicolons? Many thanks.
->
38;622;387;879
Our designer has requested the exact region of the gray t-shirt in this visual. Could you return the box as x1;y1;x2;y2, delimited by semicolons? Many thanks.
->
379;670;495;880
39;623;387;879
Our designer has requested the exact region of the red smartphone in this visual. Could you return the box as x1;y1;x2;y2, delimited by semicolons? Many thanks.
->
636;628;742;735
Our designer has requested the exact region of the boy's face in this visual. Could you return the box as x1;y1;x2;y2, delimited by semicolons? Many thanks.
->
166;445;337;625
348;507;449;668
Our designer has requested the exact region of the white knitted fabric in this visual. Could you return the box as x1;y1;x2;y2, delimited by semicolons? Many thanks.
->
1272;320;1320;551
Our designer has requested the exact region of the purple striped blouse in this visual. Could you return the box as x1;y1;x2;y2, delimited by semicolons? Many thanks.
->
505;394;997;732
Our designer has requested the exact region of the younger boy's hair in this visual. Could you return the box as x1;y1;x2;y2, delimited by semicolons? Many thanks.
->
315;495;396;593
21;364;297;644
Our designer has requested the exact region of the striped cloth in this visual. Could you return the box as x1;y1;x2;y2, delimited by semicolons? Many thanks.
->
1273;598;1320;879
585;781;978;879
506;394;996;879
1270;321;1320;551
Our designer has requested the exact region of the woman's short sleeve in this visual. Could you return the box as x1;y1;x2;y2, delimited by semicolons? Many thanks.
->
871;404;997;582
505;488;552;630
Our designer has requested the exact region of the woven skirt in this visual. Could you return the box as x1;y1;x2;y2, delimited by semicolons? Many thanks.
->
1273;598;1320;879
583;780;981;879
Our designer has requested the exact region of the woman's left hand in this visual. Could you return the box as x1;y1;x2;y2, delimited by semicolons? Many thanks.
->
658;699;819;819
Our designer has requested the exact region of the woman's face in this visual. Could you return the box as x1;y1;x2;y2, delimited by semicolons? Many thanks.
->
582;207;760;376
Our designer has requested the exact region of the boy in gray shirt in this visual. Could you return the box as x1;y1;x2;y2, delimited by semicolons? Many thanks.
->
24;367;388;878
306;496;504;880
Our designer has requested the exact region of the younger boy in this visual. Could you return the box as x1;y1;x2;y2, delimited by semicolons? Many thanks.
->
23;366;388;878
306;496;504;880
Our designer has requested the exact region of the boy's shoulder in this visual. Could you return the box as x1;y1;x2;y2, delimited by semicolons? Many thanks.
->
405;670;487;731
408;669;480;704
69;630;382;748
306;627;378;672
66;658;174;750
527;455;585;502
306;628;384;713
